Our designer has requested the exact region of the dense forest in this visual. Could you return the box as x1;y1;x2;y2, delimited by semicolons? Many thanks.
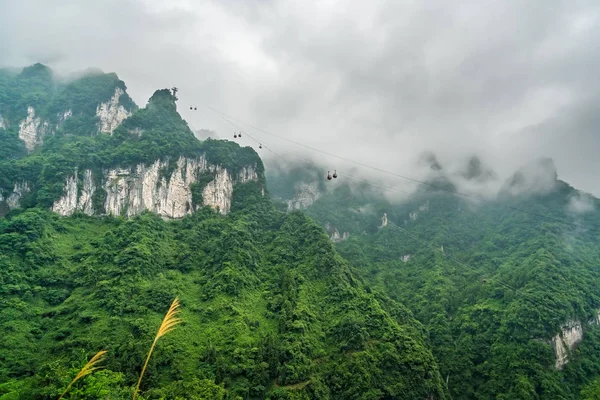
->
0;64;447;399
3;62;600;399
266;158;600;399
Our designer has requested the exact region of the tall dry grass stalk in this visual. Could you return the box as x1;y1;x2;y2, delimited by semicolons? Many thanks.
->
58;350;107;400
133;296;182;400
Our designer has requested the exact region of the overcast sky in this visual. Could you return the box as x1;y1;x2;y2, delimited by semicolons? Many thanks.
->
1;0;600;196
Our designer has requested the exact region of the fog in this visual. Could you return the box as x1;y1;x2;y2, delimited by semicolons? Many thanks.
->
1;0;600;196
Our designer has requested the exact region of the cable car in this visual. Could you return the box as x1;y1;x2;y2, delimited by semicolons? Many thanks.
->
332;170;338;179
238;133;242;137
482;278;487;284
327;171;332;180
234;133;237;138
190;106;192;110
259;144;262;149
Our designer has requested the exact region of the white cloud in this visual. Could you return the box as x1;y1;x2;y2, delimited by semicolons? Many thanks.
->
1;0;600;196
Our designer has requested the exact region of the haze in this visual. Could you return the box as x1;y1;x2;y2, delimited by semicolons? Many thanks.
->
1;0;600;196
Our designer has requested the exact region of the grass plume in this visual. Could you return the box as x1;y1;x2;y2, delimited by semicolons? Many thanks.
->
133;296;182;400
58;350;107;400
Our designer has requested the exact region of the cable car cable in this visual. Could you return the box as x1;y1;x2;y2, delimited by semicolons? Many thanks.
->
205;105;600;233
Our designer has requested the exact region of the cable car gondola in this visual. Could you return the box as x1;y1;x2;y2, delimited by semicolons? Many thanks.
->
234;133;237;138
259;144;262;149
327;171;332;180
332;170;337;179
238;132;242;137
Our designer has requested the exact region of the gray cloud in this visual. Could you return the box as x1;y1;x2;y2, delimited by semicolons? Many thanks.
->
567;192;596;214
1;0;600;197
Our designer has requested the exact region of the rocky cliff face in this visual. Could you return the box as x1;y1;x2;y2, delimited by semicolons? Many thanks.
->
552;320;583;370
380;212;388;228
324;222;350;243
18;107;49;151
96;87;131;135
49;156;259;218
287;182;320;211
0;182;31;212
16;86;131;151
550;312;600;370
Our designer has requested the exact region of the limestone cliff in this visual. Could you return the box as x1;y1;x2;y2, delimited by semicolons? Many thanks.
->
552;320;583;370
287;182;320;211
18;107;49;151
324;222;350;243
96;87;132;135
50;156;260;218
0;182;31;212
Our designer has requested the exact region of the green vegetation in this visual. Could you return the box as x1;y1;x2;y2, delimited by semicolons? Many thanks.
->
269;173;600;399
0;64;264;213
0;205;446;399
8;61;600;399
0;64;447;398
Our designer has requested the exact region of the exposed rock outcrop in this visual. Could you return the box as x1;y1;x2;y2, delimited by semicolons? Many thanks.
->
0;182;31;211
287;182;320;211
406;201;430;223
19;107;49;151
96;87;131;135
54;109;73;129
552;320;583;370
380;213;388;228
324;222;350;243
52;170;95;216
51;156;259;218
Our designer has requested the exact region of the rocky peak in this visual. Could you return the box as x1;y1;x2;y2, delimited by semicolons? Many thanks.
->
460;155;498;182
147;89;178;111
502;157;558;196
19;63;53;80
418;151;443;172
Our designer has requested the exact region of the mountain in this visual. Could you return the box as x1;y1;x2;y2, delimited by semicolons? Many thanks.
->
0;64;447;399
266;153;600;398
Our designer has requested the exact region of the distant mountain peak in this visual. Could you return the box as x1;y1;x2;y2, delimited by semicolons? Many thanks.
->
147;88;178;111
19;63;53;80
502;157;558;196
460;155;498;182
418;151;443;171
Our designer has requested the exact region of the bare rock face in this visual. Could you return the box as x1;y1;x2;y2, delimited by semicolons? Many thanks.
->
0;182;31;211
380;213;388;228
406;201;430;223
324;222;350;243
52;170;95;216
19;107;49;151
96;87;131;135
287;182;320;211
51;156;259;218
552;320;583;370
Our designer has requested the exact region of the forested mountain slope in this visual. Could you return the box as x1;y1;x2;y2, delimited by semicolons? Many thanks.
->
0;64;447;399
266;156;600;399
